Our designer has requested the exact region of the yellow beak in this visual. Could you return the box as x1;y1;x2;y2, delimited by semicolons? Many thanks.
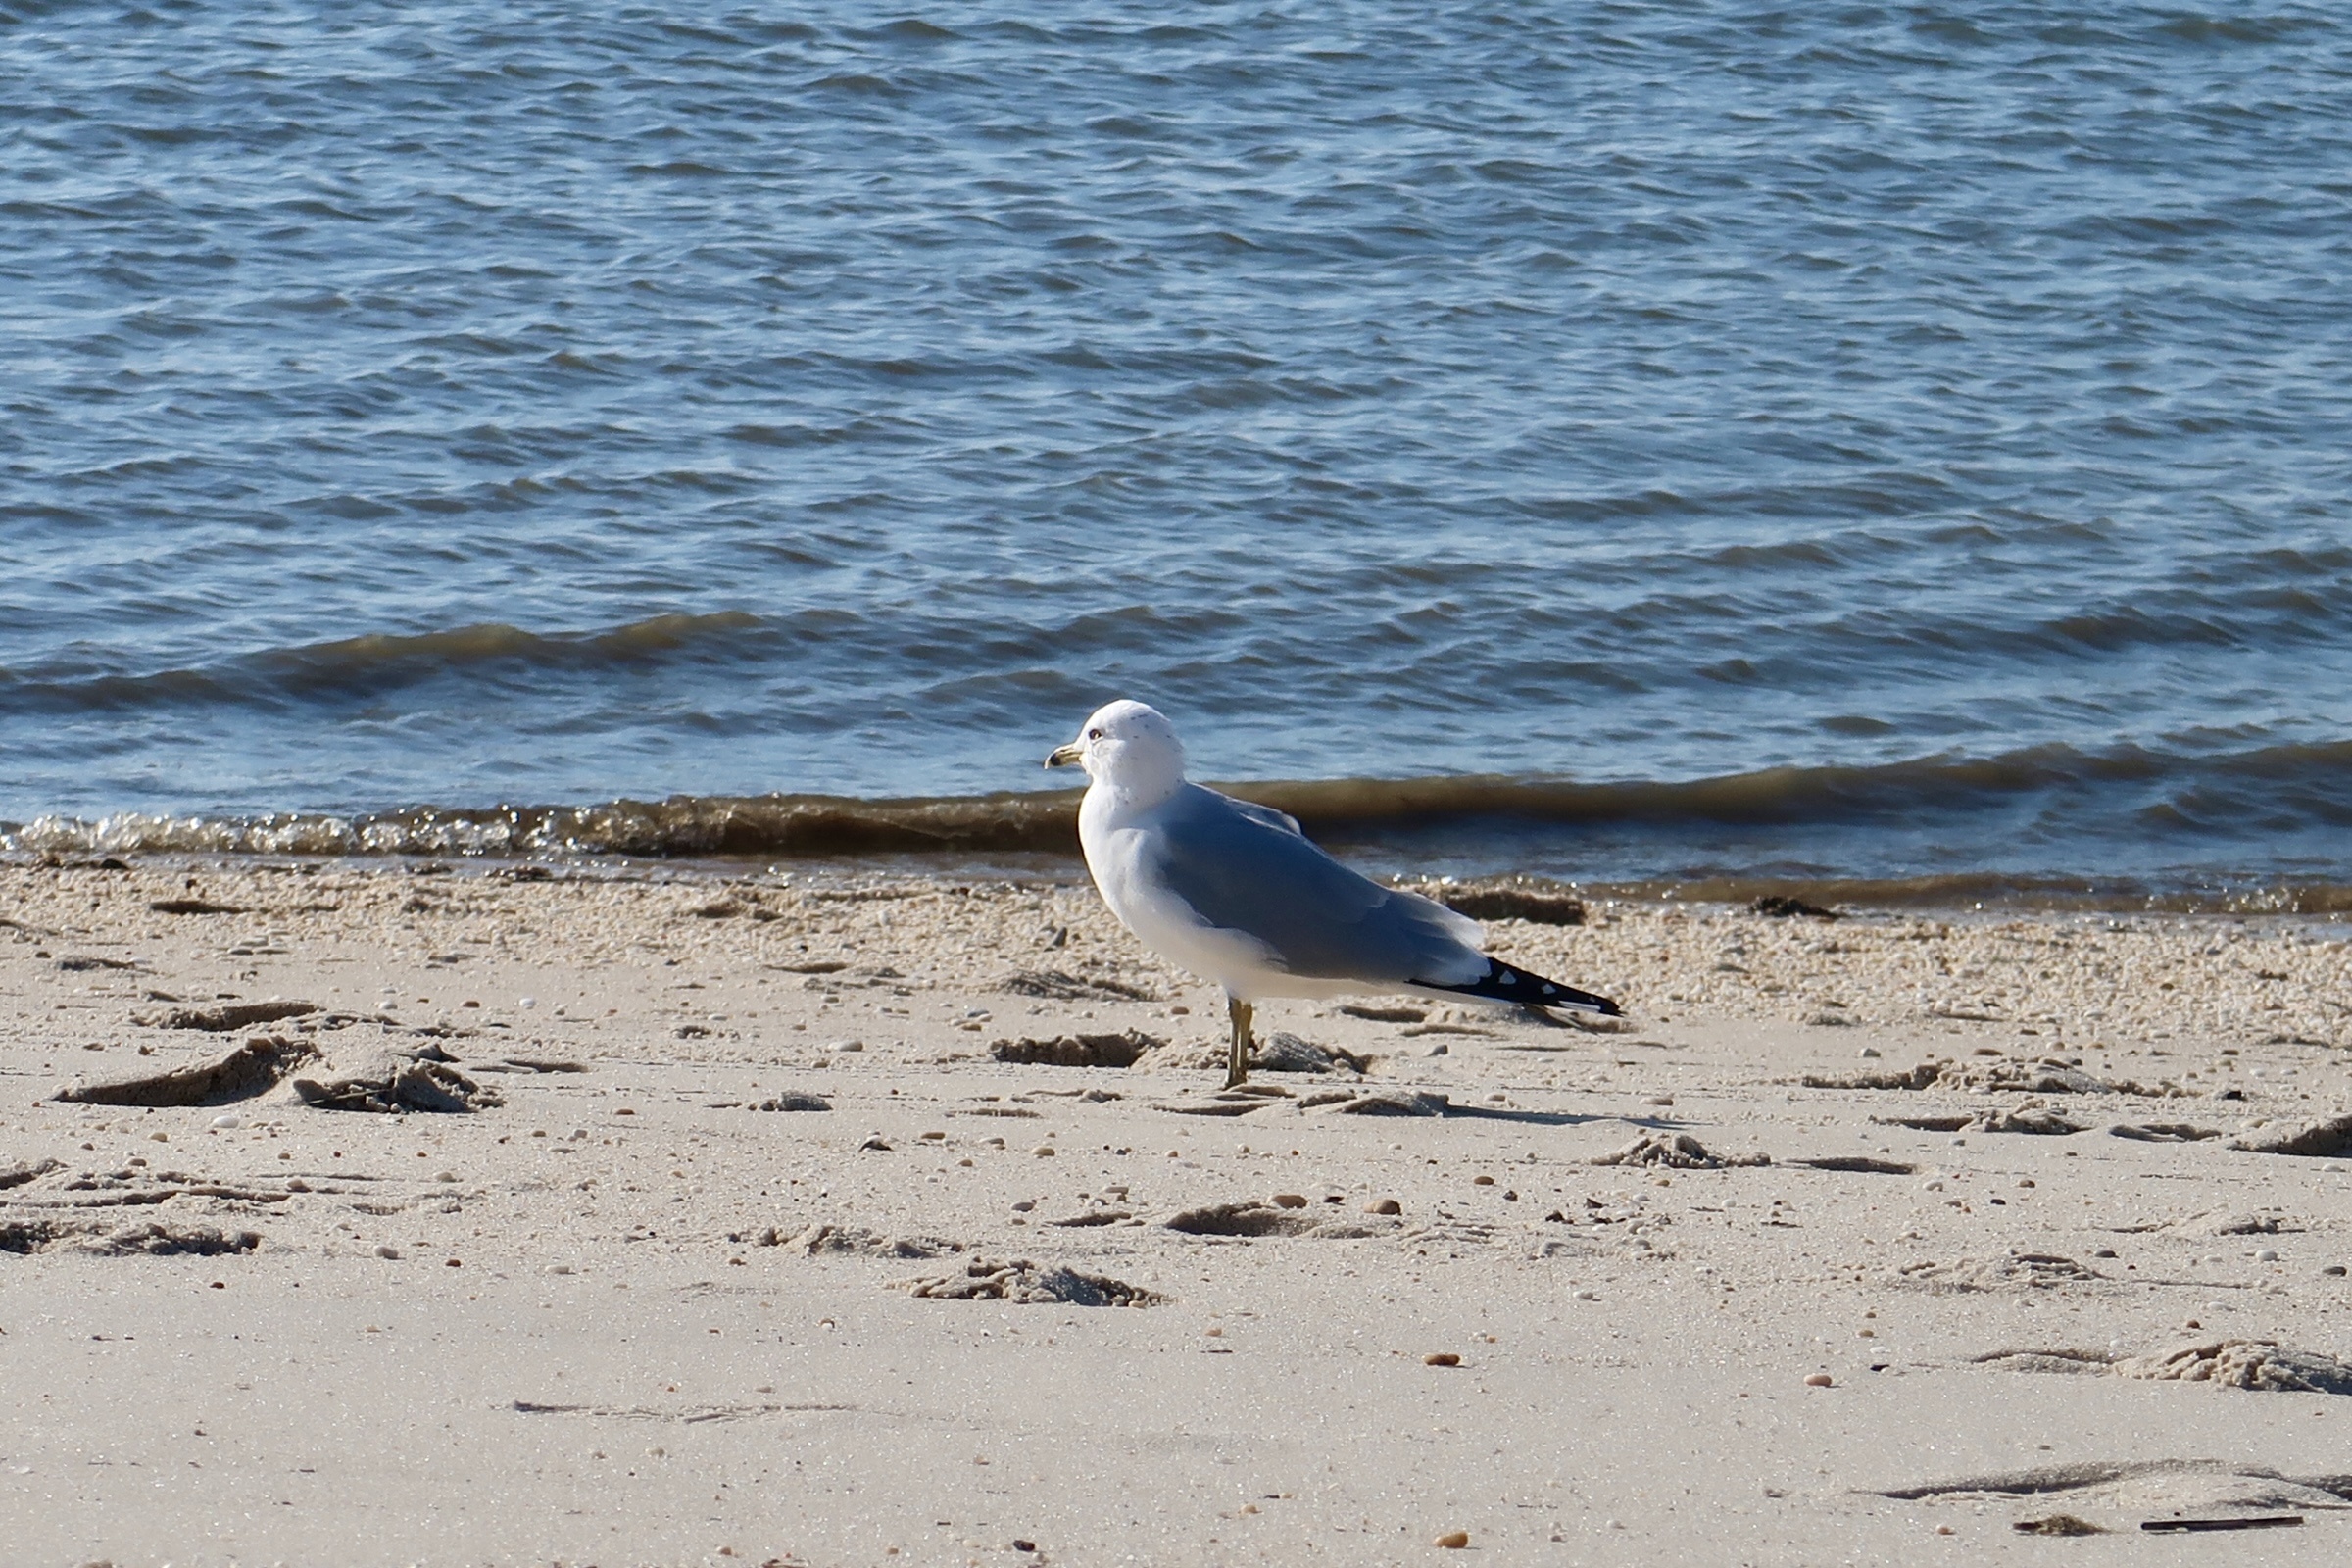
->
1044;742;1085;769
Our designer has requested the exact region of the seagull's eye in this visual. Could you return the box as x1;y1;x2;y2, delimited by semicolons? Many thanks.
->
1087;728;1103;740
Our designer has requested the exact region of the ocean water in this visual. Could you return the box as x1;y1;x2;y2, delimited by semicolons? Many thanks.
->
3;2;2349;900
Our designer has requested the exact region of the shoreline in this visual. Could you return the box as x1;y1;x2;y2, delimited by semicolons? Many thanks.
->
6;858;2352;1563
7;727;2351;904
7;844;2352;920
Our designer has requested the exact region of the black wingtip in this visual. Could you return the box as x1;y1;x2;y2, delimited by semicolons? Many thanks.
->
1420;958;1621;1016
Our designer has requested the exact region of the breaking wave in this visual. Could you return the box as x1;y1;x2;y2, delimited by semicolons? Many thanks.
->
8;735;2348;912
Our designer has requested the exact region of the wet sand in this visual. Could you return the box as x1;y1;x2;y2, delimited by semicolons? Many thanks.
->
5;859;2352;1565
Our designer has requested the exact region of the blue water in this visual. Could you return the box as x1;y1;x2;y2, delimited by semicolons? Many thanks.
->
4;2;2350;889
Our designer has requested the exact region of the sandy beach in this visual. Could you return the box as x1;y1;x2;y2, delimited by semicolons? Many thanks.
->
6;857;2352;1565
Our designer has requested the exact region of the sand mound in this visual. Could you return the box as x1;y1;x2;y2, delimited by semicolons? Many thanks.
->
19;1166;295;1209
466;1055;589;1075
1806;1057;2174;1096
899;1257;1163;1306
990;1031;1160;1068
1162;1201;1393;1240
133;999;320;1032
56;1035;320;1107
2011;1514;2105;1535
1592;1132;1768;1169
995;969;1161;1002
1256;1032;1365;1072
292;1044;502;1113
2108;1120;2222;1142
1877;1458;2352;1514
2181;1210;2300;1236
1325;1089;1448;1116
2230;1114;2352;1158
0;1158;64;1190
1894;1251;2106;1291
1875;1099;2084;1135
1978;1340;2352;1395
0;1218;261;1255
779;1223;961;1258
1131;1032;1364;1074
1794;1155;1917;1174
2121;1340;2352;1394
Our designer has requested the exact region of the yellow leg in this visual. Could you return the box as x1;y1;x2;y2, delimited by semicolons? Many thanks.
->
1224;994;1253;1090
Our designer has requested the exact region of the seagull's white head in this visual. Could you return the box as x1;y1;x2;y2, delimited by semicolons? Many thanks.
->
1045;699;1186;800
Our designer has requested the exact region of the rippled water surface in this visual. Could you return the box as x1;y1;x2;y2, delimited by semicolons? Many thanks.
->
4;2;2349;890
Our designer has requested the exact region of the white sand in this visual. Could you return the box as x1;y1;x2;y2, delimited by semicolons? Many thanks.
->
5;859;2352;1564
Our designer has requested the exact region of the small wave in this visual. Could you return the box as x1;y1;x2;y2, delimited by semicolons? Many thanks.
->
259;618;755;677
0;612;769;713
7;738;2348;911
1228;738;2352;833
0;792;1084;860
2154;14;2331;48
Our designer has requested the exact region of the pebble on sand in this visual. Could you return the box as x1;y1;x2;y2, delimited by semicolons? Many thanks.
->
1434;1530;1470;1548
1367;1198;1402;1215
1805;1373;1834;1387
1424;1352;1461;1367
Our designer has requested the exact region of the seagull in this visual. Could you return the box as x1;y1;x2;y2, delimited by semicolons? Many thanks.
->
1046;699;1621;1088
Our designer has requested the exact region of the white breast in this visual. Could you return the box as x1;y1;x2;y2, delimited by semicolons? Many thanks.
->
1079;788;1282;995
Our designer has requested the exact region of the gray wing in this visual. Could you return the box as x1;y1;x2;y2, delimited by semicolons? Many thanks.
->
1225;797;1303;836
1144;784;1482;985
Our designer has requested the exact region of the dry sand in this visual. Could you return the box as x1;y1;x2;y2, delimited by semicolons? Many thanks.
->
5;858;2352;1565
